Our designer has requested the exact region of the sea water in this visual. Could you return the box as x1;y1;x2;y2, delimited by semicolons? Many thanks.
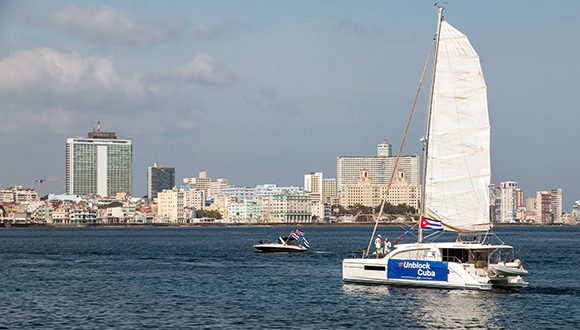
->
0;226;578;329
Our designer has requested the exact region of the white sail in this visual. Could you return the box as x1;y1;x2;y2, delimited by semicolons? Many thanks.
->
424;21;491;231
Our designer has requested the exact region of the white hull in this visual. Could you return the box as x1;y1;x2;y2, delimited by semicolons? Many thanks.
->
343;242;528;291
253;243;308;253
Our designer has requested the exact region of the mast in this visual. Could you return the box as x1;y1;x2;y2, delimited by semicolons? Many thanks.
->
419;5;444;243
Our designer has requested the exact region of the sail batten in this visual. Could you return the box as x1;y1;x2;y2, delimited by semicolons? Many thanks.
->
424;20;491;232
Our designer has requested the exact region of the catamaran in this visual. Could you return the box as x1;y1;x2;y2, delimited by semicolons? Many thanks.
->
342;6;528;290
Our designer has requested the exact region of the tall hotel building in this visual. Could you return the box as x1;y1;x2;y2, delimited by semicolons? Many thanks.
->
147;163;175;200
65;129;133;196
337;141;420;189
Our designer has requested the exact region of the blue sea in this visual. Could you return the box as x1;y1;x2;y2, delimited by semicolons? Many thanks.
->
0;226;578;329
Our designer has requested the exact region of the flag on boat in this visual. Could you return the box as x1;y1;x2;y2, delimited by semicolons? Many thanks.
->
290;231;300;240
302;236;310;248
295;229;304;236
420;216;443;231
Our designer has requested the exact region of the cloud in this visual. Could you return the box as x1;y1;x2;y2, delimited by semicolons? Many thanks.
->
171;52;236;87
334;18;381;38
47;5;177;45
192;19;247;41
246;86;299;115
0;48;210;136
0;47;151;107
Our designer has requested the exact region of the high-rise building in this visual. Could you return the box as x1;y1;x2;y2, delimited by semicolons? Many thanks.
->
337;153;420;189
515;188;524;208
339;168;420;210
572;201;580;224
550;188;562;223
65;129;132;196
304;172;323;202
322;178;337;204
536;191;552;224
524;197;536;222
499;181;518;223
147;163;175;200
489;184;502;223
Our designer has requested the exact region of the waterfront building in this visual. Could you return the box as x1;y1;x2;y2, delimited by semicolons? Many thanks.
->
227;200;261;222
550;188;562;223
339;168;420;210
147;163;175;201
337;141;420;189
220;186;256;201
322;178;337;204
103;205;136;224
489;184;500;223
157;188;186;223
536;191;552;224
311;202;332;222
69;208;97;224
499;181;519;223
304;172;323;202
0;203;29;224
525;197;537;222
259;192;312;223
65;129;132;196
572;201;580;224
516;188;524;208
183;171;211;198
184;188;205;210
209;178;229;199
255;184;303;197
0;186;38;203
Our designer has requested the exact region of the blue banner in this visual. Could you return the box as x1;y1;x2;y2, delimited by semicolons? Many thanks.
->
387;259;448;282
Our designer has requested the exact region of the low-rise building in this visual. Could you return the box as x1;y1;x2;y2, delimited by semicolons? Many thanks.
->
259;192;312;223
0;186;38;203
227;200;261;222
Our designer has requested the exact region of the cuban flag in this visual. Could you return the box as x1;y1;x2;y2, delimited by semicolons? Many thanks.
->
295;229;304;236
420;216;443;231
302;236;310;248
290;231;301;240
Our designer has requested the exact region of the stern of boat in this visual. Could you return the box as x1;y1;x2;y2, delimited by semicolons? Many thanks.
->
487;260;529;289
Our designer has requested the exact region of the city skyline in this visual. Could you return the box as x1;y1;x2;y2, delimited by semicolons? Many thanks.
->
0;1;578;207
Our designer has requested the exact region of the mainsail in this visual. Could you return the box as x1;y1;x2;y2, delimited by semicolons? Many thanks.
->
423;20;491;231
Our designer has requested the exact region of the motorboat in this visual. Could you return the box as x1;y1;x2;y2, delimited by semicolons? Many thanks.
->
254;229;310;253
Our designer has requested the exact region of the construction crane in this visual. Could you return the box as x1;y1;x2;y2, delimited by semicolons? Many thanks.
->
34;178;60;197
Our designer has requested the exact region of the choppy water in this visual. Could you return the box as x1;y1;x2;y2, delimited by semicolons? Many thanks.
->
0;226;578;329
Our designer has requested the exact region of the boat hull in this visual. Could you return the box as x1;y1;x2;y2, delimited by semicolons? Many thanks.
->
343;258;494;291
253;243;307;253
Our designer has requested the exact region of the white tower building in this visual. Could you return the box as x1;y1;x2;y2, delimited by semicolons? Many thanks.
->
65;129;132;196
499;181;518;223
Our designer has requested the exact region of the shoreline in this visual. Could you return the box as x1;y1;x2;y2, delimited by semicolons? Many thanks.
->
1;222;576;229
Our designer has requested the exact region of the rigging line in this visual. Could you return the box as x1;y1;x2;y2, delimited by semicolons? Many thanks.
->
424;230;443;241
364;40;436;258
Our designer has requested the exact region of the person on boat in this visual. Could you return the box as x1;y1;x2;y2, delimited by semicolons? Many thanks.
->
375;235;382;258
384;238;392;255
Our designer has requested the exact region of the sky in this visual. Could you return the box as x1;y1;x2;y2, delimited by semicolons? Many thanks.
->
0;0;578;209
